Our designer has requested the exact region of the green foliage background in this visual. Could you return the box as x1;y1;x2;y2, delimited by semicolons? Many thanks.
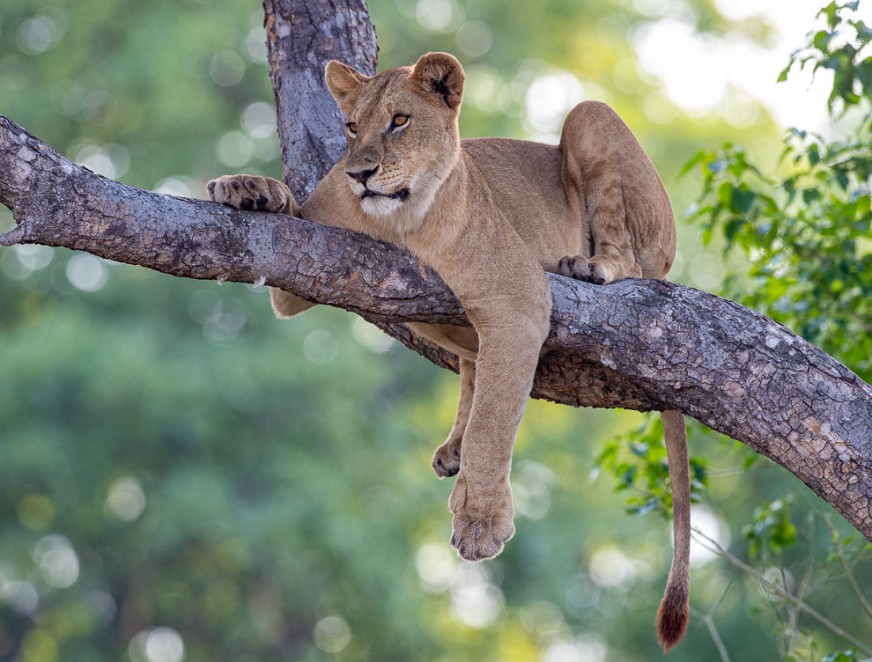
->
0;1;869;661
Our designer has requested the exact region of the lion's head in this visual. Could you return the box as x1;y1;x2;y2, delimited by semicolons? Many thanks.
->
325;53;465;229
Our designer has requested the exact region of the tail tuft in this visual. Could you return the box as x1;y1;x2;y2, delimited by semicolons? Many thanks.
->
656;584;689;653
657;410;691;653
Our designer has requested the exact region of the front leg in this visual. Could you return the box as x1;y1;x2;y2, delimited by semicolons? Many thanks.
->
448;318;548;560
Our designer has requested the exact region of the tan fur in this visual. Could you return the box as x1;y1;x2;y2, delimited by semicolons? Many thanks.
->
208;52;691;649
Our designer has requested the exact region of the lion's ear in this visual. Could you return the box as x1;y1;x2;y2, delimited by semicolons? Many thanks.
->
410;52;465;110
325;60;370;115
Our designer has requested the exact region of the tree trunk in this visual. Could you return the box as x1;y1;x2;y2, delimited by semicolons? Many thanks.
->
0;0;871;542
262;0;377;200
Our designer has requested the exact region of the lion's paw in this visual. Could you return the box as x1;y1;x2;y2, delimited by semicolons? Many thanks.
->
432;437;461;478
558;255;601;284
206;175;294;213
558;254;639;284
448;477;514;561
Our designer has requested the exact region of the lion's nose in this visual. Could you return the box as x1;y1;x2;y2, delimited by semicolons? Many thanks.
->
346;166;378;184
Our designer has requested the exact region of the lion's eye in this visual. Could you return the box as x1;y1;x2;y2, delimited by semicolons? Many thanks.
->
391;114;410;129
346;122;359;136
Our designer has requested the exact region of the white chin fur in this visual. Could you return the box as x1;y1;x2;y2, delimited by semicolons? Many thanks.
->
355;161;454;235
360;195;404;217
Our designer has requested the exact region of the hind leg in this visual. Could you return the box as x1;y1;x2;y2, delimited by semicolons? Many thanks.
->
557;101;646;284
432;358;475;478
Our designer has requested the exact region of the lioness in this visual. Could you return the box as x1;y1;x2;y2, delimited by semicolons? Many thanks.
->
208;52;691;651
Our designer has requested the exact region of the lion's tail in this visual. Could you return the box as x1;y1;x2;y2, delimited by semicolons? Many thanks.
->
656;410;691;653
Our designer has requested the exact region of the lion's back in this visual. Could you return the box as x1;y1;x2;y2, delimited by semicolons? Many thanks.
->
462;138;582;268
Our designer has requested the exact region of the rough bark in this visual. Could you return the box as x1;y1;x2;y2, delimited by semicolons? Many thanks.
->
0;0;870;543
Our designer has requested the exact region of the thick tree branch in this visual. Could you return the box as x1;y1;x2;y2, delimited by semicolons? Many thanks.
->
1;114;871;541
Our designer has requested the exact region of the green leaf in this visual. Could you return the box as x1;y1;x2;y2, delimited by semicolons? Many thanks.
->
820;1;841;29
821;55;842;72
627;497;660;516
717;181;733;208
678;150;706;178
855;19;872;39
620;466;638;487
822;650;860;662
782;178;797;202
629;442;649;458
744;498;799;558
813;30;833;51
857;57;872;92
803;188;822;204
732;186;757;214
724;217;745;244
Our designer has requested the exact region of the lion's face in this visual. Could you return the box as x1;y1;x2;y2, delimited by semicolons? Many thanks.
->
326;53;465;230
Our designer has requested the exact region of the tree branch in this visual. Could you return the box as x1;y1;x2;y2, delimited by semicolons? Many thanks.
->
1;114;871;542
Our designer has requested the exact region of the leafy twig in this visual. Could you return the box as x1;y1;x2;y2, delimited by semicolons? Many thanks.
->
824;519;872;623
691;527;872;656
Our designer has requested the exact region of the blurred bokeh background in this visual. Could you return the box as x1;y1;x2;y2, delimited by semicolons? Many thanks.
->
1;0;870;660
